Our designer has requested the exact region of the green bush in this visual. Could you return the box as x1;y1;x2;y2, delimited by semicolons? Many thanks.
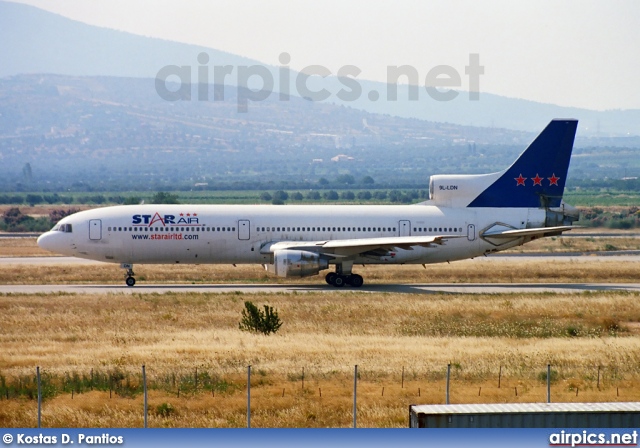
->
155;402;176;417
239;301;282;335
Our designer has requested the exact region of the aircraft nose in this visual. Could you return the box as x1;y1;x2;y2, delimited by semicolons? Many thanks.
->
37;231;64;254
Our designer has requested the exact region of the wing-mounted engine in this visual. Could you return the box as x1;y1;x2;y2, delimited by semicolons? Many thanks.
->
265;249;329;278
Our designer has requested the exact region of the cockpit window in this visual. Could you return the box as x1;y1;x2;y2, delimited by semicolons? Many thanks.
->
57;223;73;233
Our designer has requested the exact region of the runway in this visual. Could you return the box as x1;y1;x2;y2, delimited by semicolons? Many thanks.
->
1;255;639;295
1;282;639;295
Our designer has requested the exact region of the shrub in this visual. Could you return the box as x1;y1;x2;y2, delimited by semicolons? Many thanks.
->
239;301;282;335
155;402;176;417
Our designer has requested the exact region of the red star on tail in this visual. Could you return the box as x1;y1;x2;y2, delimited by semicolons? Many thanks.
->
532;174;543;186
515;174;527;186
548;174;560;186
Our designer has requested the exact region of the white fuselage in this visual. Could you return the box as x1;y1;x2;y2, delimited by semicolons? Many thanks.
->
37;203;545;267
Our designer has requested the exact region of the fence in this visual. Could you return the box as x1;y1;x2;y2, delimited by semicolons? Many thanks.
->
1;363;638;428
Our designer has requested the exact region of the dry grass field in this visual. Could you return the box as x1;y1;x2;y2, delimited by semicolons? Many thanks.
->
2;290;640;427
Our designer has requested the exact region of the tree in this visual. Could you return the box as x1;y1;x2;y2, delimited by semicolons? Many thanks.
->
273;190;289;202
151;192;180;204
336;174;355;185
361;175;375;185
239;301;282;335
49;208;80;224
323;190;339;200
292;192;304;201
317;178;329;187
25;194;43;206
373;190;387;200
341;191;355;200
3;208;27;227
357;191;372;200
123;196;142;205
260;192;272;201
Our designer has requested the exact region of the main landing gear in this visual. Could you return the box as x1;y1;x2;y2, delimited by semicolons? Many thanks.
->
121;263;136;287
325;262;364;288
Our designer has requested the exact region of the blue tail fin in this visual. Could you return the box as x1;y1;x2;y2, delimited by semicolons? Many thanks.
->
468;119;577;208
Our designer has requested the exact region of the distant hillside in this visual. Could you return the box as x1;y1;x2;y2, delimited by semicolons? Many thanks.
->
1;1;639;135
0;74;530;192
1;75;639;193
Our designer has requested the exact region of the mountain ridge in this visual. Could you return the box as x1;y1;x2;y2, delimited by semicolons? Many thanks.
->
1;0;639;135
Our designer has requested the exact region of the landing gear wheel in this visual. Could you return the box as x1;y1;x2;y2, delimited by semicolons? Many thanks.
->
349;274;364;288
122;264;136;287
333;275;346;287
325;272;337;285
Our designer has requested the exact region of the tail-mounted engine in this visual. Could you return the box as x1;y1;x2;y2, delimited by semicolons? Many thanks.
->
546;201;580;227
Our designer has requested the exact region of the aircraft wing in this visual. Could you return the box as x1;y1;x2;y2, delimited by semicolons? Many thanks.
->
262;235;457;257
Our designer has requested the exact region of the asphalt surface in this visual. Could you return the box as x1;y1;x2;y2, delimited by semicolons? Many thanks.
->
0;282;639;295
1;254;638;295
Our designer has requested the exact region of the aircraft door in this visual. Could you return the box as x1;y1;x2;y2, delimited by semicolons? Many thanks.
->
238;220;250;240
467;224;476;241
399;220;411;237
89;219;102;240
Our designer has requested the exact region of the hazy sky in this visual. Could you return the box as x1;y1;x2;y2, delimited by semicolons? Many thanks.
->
13;0;640;110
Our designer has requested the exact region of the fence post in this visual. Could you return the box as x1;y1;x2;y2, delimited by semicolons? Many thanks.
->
37;366;41;429
353;365;358;428
446;364;451;404
142;365;148;428
498;365;502;388
402;366;404;388
547;364;551;404
247;365;251;429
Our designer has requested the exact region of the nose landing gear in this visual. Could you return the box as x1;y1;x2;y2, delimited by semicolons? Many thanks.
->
121;263;136;287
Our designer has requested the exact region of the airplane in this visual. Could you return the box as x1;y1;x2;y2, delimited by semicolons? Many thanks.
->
37;119;580;288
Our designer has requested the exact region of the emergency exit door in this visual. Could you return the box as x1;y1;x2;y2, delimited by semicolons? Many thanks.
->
238;220;250;240
89;219;102;240
399;220;411;237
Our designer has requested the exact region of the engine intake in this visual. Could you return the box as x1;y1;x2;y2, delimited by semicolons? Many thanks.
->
266;250;329;278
